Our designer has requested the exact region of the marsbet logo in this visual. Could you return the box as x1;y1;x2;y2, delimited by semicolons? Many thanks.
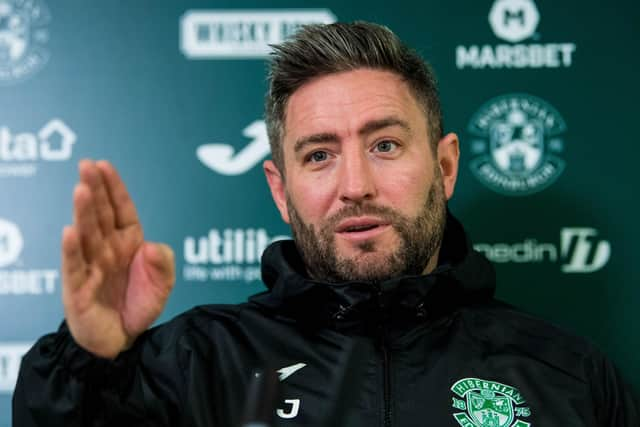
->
0;217;21;268
0;0;50;84
0;218;58;295
180;9;336;59
474;227;611;273
0;342;32;393
456;0;576;69
489;0;539;43
0;119;77;177
197;120;269;176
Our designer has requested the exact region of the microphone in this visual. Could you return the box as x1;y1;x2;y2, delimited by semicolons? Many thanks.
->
240;368;280;427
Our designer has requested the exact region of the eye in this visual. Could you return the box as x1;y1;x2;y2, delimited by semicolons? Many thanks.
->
307;150;329;163
374;140;398;153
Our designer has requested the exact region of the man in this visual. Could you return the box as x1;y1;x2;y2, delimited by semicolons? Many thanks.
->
13;22;638;426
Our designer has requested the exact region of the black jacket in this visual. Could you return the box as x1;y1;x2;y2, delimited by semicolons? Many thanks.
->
13;215;639;426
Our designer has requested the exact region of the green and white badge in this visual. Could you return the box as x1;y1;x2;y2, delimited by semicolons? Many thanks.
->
467;93;566;196
451;378;531;427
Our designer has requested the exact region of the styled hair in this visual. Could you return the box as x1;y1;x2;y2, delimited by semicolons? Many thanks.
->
265;21;443;173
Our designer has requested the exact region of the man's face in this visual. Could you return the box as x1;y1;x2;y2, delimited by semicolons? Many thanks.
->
265;69;458;283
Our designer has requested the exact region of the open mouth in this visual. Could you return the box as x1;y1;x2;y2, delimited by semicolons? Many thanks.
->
343;224;380;233
335;217;391;240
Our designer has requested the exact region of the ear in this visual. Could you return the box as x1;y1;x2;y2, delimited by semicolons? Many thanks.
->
263;160;290;224
437;133;460;200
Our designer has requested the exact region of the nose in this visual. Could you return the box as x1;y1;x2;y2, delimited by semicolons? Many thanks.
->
338;149;377;204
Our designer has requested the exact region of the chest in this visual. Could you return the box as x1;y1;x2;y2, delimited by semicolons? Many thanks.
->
183;325;597;427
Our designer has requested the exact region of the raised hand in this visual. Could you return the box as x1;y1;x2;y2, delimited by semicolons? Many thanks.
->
61;160;175;359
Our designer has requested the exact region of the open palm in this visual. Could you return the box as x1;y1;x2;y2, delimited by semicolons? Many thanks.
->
62;160;175;359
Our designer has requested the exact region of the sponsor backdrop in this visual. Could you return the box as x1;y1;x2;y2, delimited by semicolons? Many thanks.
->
0;0;638;424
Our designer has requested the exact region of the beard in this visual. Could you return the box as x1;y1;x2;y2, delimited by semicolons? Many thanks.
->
287;174;447;284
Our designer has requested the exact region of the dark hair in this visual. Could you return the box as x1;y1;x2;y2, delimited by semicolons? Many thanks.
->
265;21;443;173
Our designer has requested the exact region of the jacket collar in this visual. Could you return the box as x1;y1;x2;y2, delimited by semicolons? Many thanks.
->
249;211;495;335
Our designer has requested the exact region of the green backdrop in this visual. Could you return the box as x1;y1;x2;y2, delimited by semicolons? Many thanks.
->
0;1;638;425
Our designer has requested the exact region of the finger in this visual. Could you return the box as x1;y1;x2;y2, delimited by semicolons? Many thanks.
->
73;182;104;262
96;161;139;229
62;229;105;320
143;242;176;289
61;225;88;293
79;159;116;236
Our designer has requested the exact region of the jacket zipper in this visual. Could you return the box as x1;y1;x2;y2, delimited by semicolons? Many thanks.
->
378;285;392;427
381;343;392;427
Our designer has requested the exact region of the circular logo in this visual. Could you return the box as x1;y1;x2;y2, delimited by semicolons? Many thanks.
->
488;0;539;43
0;0;50;84
467;94;566;196
451;378;531;427
0;217;23;267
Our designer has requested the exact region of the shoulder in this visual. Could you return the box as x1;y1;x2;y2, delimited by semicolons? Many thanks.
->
137;303;255;353
459;299;603;379
455;301;639;422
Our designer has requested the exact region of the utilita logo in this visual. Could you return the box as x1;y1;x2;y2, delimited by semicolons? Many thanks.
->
456;0;576;69
0;218;58;295
0;119;76;177
197;120;269;176
0;342;32;393
180;9;335;59
474;227;611;273
183;228;288;283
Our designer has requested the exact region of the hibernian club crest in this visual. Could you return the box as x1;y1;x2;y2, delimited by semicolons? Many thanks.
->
467;94;566;196
451;378;531;427
0;0;51;84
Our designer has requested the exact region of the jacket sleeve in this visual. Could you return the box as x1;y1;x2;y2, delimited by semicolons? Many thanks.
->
591;351;639;426
12;321;186;427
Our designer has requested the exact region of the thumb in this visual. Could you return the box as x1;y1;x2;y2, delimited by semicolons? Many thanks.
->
142;242;176;287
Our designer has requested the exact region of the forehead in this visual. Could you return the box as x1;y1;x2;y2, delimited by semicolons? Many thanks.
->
283;68;426;149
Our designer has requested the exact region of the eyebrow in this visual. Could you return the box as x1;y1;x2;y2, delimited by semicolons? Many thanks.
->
293;132;339;154
359;117;412;138
292;116;413;154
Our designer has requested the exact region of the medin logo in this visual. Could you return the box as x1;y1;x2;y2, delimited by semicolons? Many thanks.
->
0;0;50;84
451;378;531;427
560;228;611;273
474;227;611;273
468;94;566;196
